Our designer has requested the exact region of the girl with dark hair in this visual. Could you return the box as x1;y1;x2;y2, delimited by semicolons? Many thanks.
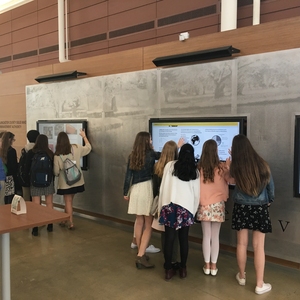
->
123;131;160;269
25;134;55;236
158;143;200;280
230;134;274;295
196;139;233;276
0;132;19;204
54;130;91;230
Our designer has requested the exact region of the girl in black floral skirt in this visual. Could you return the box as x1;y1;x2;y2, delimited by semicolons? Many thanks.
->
229;134;274;295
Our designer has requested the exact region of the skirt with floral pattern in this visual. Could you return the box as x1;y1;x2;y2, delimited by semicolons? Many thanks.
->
159;202;194;230
231;203;272;233
196;200;225;222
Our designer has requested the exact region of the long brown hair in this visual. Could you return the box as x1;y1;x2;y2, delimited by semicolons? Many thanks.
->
154;140;178;178
129;131;153;170
230;134;270;196
198;139;222;183
32;134;54;159
0;132;13;164
55;132;72;155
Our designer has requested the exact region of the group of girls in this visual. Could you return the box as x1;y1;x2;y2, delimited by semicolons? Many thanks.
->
123;132;274;295
0;129;91;236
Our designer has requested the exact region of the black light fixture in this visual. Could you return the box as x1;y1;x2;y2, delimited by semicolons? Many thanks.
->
152;46;240;67
35;70;87;83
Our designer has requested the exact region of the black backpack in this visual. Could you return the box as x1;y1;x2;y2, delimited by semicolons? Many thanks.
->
17;148;30;187
30;152;53;188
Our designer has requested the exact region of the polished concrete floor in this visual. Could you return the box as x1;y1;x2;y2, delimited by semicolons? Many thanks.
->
2;214;300;300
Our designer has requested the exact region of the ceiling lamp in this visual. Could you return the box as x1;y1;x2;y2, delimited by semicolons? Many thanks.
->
152;46;240;67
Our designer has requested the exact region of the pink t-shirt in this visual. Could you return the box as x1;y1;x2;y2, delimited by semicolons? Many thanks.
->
200;167;230;206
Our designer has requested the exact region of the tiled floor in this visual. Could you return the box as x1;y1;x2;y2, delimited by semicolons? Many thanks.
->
3;214;300;299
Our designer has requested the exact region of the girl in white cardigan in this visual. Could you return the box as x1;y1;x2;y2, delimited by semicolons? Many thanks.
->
158;143;200;281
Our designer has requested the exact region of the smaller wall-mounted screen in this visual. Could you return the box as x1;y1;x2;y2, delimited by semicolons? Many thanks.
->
149;117;247;161
294;116;300;197
36;120;88;170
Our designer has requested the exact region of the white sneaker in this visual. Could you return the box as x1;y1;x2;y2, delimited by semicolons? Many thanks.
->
236;272;246;285
130;242;138;249
255;283;272;295
145;244;160;253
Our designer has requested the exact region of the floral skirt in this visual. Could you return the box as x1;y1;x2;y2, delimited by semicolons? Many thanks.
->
231;203;272;233
196;200;225;222
159;202;194;230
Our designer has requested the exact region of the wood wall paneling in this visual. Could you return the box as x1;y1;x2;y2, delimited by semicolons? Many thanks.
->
261;0;300;14
38;32;58;49
0;65;53;96
11;0;37;19
237;17;253;28
70;48;109;61
108;4;156;30
108;29;156;48
0;21;12;35
0;61;13;73
70;40;109;55
0;33;12;46
109;39;156;54
12;24;38;43
37;0;57;10
37;3;58;22
38;51;59;63
52;48;144;77
108;0;155;15
261;8;300;23
157;25;219;45
69;0;106;12
12;56;39;69
38;18;58;36
156;15;219;37
69;18;108;41
156;0;219;18
0;94;29;154
143;16;300;70
11;12;38;31
69;2;108;27
0;11;12;24
12;37;38;54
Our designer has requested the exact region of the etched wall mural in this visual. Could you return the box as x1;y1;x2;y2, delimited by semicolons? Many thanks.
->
26;48;300;263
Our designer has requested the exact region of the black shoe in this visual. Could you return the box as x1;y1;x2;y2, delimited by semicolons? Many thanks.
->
32;227;38;236
47;224;53;232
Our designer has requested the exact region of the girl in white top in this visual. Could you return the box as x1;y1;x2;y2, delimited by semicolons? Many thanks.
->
158;143;200;281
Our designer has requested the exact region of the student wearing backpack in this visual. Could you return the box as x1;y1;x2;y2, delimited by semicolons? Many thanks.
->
25;134;55;236
54;130;91;230
18;130;40;201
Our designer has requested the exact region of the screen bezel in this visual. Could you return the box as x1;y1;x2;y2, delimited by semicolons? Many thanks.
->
149;116;247;161
36;119;88;170
294;116;300;197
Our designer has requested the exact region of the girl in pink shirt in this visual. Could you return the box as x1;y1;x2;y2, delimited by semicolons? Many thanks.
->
196;139;232;276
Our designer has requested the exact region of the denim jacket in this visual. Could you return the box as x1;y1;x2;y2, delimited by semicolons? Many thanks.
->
123;150;160;196
232;174;275;206
0;158;6;182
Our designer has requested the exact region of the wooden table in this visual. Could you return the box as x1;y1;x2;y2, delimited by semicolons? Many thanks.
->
0;202;69;300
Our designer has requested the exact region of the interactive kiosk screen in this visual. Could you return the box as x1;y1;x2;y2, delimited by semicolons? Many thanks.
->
36;119;88;170
149;117;247;161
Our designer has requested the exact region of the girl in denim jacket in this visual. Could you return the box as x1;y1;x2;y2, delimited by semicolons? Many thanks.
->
230;134;274;295
123;131;160;269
